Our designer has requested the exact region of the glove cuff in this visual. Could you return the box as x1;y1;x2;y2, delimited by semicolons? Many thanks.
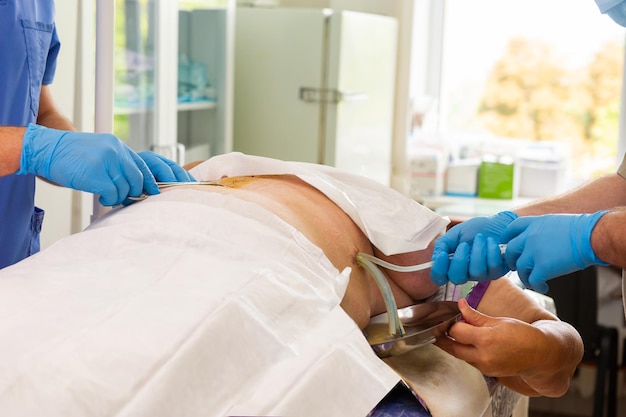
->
579;210;610;267
17;123;41;175
496;210;519;222
18;123;67;179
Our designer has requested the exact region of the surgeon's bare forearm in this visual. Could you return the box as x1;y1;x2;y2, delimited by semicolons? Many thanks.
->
476;279;584;397
0;86;76;177
0;126;27;176
37;85;76;131
36;112;75;132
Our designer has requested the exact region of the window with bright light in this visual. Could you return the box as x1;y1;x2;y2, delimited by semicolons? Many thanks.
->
419;0;626;184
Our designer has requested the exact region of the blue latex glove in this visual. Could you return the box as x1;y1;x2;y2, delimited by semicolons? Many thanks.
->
431;210;518;285
595;0;626;27
137;151;195;183
19;124;162;206
501;211;609;293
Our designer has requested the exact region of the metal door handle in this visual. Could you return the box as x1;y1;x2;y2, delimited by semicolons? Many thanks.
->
299;87;368;103
337;91;368;102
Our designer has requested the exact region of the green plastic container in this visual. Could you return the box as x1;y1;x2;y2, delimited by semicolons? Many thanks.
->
478;160;515;199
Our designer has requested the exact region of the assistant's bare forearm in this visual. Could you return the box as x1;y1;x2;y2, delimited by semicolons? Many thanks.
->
473;279;583;397
515;173;626;216
499;319;583;397
591;208;626;268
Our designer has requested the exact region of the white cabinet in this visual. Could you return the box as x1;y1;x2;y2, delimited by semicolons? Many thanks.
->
234;7;398;185
107;0;234;165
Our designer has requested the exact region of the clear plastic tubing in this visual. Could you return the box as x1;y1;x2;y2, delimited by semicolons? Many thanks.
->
355;253;405;337
357;252;435;272
358;244;507;273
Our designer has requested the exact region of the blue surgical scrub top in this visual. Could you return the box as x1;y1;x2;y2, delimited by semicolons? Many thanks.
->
0;0;59;268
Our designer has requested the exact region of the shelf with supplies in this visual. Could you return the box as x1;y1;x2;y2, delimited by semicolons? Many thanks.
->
114;100;217;115
107;1;233;166
177;100;217;111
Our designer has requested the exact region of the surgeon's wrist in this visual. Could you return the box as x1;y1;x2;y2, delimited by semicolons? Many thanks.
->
18;123;70;179
17;123;41;175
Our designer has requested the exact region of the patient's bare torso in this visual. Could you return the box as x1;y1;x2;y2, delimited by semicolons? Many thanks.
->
164;174;438;328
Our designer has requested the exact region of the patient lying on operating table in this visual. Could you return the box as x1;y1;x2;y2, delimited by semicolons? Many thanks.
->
172;168;438;329
182;154;583;401
0;152;582;417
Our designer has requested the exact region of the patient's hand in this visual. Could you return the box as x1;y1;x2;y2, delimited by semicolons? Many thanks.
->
435;298;583;398
436;299;540;378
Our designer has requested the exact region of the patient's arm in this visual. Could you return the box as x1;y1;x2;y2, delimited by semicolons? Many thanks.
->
435;278;583;397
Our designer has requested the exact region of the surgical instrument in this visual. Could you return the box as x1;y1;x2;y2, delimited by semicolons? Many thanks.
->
127;181;226;201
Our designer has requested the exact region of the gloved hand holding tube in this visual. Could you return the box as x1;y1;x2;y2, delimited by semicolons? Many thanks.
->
431;208;610;294
501;211;609;293
430;210;518;285
18;124;194;206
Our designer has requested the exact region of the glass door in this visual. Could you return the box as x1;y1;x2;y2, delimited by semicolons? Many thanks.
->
109;0;233;165
113;0;157;154
177;0;234;164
